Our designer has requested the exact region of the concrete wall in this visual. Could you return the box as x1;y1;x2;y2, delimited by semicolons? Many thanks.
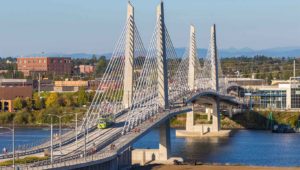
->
132;149;160;165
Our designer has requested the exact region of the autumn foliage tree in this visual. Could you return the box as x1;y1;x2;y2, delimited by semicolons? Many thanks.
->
45;93;59;108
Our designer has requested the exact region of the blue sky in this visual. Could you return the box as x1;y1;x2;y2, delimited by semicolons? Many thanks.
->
0;0;300;57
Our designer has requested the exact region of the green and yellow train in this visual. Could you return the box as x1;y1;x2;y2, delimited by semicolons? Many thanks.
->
97;114;115;129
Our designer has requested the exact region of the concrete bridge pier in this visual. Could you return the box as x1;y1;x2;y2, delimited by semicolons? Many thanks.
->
176;100;231;137
227;106;234;118
211;102;220;132
223;104;237;118
206;107;212;121
186;104;195;132
159;120;171;161
132;119;184;165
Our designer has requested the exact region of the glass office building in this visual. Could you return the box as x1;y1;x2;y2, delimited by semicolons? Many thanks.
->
255;90;286;109
291;88;300;108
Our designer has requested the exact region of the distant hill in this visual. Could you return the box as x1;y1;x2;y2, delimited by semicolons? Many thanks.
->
175;47;300;58
22;47;300;59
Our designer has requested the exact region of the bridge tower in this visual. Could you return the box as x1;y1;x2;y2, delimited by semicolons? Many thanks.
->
186;25;197;131
188;25;197;91
210;24;219;92
157;1;170;161
156;0;169;109
209;24;221;132
123;2;134;108
177;25;224;137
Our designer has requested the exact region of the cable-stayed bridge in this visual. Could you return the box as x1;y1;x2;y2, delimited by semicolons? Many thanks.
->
0;1;244;170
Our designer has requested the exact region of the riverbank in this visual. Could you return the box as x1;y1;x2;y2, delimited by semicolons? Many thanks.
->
170;110;300;130
135;164;300;170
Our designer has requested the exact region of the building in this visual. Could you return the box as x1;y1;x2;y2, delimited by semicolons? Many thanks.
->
17;57;72;76
0;86;32;112
54;80;88;92
226;78;266;87
245;77;300;110
79;65;95;74
0;79;32;86
0;78;55;91
0;70;8;74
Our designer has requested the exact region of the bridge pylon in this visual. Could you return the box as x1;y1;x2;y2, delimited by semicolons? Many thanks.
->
123;1;134;108
156;0;169;109
186;25;197;132
157;1;171;161
209;24;221;131
188;25;197;91
210;24;219;92
176;25;230;137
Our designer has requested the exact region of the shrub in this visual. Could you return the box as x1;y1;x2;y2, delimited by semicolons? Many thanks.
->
0;156;48;166
13;97;23;110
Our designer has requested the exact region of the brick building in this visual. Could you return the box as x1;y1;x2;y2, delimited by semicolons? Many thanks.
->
0;86;32;112
17;57;72;76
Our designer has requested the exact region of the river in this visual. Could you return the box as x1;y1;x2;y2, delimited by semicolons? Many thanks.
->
1;128;300;167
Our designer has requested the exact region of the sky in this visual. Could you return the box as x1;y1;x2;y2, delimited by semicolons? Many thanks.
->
0;0;300;57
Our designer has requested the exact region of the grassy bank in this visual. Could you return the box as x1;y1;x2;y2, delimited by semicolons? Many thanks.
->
0;156;48;166
170;110;300;130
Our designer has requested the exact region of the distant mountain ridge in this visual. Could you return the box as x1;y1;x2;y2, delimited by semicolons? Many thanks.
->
175;47;300;58
23;47;300;59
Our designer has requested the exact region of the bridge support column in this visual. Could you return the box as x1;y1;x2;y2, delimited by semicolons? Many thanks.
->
159;120;170;161
186;105;195;131
211;102;220;132
228;106;233;118
206;107;212;121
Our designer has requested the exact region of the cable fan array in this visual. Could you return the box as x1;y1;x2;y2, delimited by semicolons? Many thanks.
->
81;19;146;131
122;16;180;134
170;25;227;103
202;28;227;94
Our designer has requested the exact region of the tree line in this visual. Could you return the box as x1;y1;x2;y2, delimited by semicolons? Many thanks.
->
0;88;94;125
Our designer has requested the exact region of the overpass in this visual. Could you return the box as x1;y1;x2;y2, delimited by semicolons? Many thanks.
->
0;1;245;169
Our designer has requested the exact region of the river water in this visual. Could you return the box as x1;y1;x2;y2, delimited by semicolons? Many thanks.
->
1;128;300;167
133;129;300;167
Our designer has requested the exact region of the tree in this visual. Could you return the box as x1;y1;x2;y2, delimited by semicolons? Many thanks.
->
57;96;66;107
14;110;30;125
63;94;74;107
88;91;96;102
77;87;88;106
91;54;97;65
95;56;107;76
45;93;59;108
33;94;43;110
25;97;32;110
13;97;23;110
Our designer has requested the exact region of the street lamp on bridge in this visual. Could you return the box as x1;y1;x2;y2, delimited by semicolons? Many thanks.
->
48;113;73;154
